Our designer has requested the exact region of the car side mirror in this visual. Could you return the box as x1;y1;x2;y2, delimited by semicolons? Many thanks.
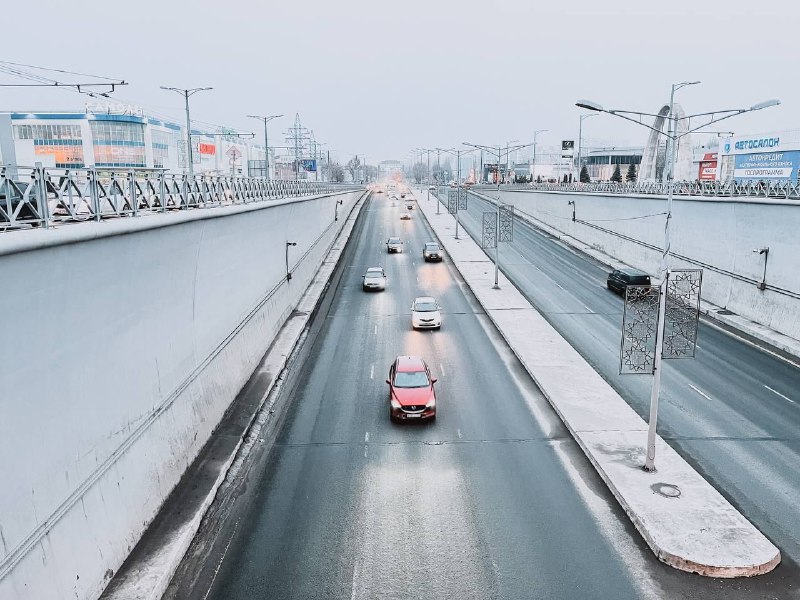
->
385;379;391;385
431;378;438;384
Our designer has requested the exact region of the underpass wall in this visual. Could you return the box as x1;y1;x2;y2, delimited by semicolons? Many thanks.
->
483;188;800;340
0;189;364;600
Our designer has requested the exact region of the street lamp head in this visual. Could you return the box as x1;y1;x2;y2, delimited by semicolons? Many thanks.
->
576;99;603;112
750;99;780;111
286;241;297;247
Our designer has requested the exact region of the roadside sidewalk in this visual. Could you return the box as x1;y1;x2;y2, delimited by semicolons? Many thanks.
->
470;189;800;364
414;188;780;577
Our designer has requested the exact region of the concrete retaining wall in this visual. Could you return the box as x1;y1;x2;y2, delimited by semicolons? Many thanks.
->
486;188;800;340
0;190;364;600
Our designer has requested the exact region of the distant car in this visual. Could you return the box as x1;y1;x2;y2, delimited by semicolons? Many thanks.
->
386;356;437;422
607;268;651;295
411;296;441;330
405;201;414;209
387;237;403;253
400;212;411;220
376;189;383;194
422;242;442;262
362;267;386;291
428;185;436;191
401;193;406;199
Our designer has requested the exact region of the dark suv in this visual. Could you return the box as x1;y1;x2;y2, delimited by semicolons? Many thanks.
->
607;268;651;294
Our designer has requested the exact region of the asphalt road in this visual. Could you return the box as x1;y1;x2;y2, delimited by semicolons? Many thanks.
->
457;188;800;568
167;191;797;600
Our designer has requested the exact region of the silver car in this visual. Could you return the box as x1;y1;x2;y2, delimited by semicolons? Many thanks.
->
411;296;442;329
363;267;387;291
387;237;403;253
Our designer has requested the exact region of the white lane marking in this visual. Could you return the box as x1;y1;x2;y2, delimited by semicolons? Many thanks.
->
765;385;795;404
374;324;377;335
440;364;446;377
688;384;713;402
365;431;370;442
370;364;374;379
582;303;594;313
202;520;239;600
457;428;462;439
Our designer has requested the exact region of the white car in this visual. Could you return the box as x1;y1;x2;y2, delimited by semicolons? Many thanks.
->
400;212;411;220
405;201;414;209
411;297;441;329
387;237;403;253
363;267;387;291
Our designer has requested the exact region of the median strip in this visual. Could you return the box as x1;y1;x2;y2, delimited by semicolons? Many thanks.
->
414;188;780;578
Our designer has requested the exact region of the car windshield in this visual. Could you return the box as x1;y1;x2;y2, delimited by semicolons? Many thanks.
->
425;244;439;251
388;238;401;244
366;269;382;276
394;370;429;388
414;301;438;312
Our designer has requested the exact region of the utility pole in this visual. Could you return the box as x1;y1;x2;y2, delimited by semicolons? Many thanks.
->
532;129;547;182
285;113;310;181
247;114;282;179
161;86;213;177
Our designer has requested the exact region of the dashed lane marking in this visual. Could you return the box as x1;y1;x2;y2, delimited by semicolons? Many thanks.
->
688;384;713;402
765;385;795;404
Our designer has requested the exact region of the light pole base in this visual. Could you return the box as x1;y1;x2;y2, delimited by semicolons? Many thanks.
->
642;462;657;473
492;284;500;290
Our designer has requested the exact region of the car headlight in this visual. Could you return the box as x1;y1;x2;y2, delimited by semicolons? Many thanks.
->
391;399;401;409
425;397;436;408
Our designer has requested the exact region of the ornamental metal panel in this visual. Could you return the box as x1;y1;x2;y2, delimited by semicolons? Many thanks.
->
482;212;497;248
457;188;468;210
619;284;660;375
663;269;703;359
447;189;457;215
499;204;514;242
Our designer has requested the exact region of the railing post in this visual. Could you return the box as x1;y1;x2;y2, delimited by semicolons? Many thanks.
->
129;170;138;217
35;162;51;229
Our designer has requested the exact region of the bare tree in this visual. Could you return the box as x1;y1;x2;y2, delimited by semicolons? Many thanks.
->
346;156;362;181
330;162;345;183
412;162;426;184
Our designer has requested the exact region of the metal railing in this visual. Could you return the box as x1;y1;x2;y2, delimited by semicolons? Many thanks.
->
0;164;361;232
483;180;800;200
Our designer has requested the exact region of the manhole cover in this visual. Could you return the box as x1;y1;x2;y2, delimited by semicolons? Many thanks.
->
651;483;681;498
716;309;735;316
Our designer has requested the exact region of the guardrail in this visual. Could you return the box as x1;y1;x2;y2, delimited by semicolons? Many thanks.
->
479;180;800;200
0;164;362;232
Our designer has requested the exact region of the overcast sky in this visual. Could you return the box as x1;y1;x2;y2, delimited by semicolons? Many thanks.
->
3;0;796;165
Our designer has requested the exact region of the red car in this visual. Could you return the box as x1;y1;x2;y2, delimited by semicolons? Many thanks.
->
386;356;437;422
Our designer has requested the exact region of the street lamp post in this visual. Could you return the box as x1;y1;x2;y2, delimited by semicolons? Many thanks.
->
285;241;297;281
248;114;283;180
576;89;780;471
161;86;213;178
532;129;548;182
577;115;596;180
335;199;343;222
464;141;534;288
437;147;474;239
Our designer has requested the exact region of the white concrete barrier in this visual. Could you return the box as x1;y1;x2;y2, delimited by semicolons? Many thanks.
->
0;189;364;600
480;188;800;341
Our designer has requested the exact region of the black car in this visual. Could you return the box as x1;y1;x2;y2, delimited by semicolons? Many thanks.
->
607;268;651;294
422;242;442;262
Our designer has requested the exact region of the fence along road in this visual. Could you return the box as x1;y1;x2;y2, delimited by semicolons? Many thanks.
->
0;164;359;231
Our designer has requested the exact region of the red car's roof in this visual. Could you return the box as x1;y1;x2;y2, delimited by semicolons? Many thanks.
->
396;355;426;372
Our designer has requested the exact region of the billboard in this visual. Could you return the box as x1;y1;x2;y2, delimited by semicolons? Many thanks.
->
300;159;317;172
733;151;800;181
561;140;575;159
698;152;717;181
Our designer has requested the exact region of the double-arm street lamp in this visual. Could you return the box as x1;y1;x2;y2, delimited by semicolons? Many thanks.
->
576;86;780;471
247;114;283;179
436;147;475;238
464;141;533;288
577;115;596;178
160;86;213;177
531;129;548;181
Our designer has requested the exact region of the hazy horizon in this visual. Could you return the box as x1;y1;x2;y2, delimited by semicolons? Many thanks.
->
2;0;796;165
